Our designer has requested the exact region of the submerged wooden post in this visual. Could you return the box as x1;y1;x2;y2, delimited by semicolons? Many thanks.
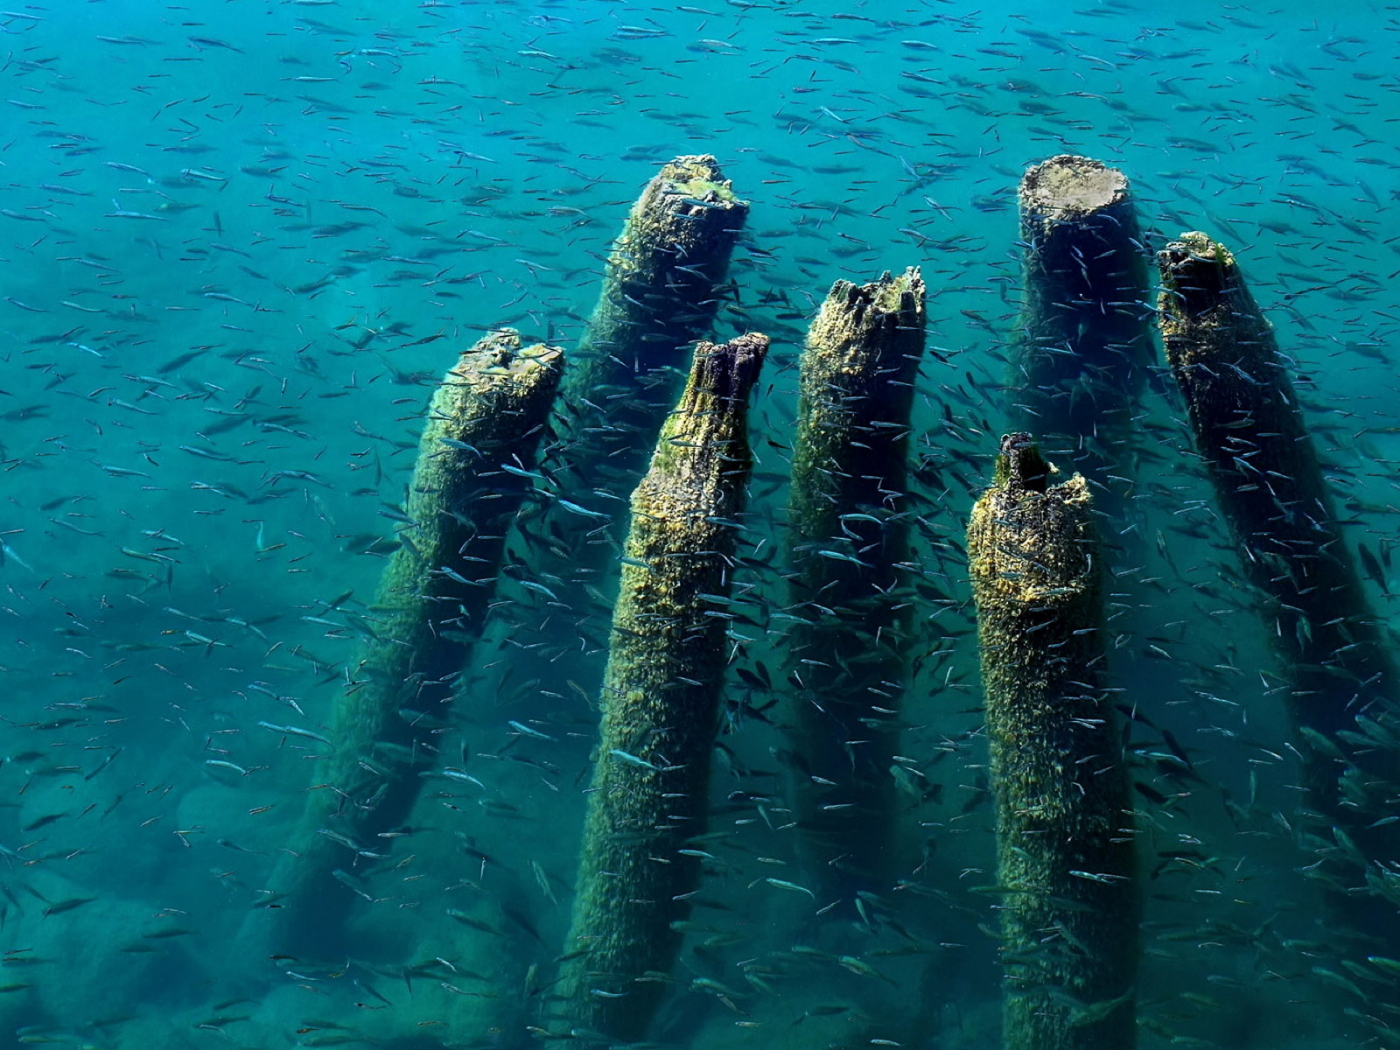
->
785;269;926;910
554;333;768;1045
968;433;1138;1050
1010;155;1153;509
265;330;563;954
1158;232;1400;944
540;155;749;705
558;153;749;519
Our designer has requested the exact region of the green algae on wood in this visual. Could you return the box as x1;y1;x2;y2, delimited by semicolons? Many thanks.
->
538;156;750;730
968;433;1138;1050
1155;232;1388;700
266;329;563;954
1158;232;1400;946
554;332;768;1045
784;268;926;910
1010;155;1152;507
559;153;748;507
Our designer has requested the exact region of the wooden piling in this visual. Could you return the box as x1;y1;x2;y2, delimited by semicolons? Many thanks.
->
785;269;926;909
553;333;767;1045
969;433;1138;1050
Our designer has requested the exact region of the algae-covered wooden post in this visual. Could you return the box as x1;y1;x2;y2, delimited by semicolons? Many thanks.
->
968;433;1138;1050
1010;155;1152;509
559;153;749;516
540;156;749;708
267;330;563;954
1158;232;1400;944
554;333;768;1045
785;269;926;910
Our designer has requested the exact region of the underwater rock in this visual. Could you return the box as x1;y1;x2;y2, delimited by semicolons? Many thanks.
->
12;869;202;1045
968;433;1138;1050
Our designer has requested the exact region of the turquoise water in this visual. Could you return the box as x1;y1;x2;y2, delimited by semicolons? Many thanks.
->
0;0;1397;1047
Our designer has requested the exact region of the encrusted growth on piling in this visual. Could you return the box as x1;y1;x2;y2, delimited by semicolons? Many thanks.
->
969;433;1138;1050
560;154;749;501
1158;232;1400;946
1010;155;1152;508
267;330;563;953
1020;155;1130;235
785;268;926;908
539;155;750;711
555;333;768;1044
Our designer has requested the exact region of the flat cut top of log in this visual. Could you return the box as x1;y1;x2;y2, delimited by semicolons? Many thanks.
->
1019;153;1128;222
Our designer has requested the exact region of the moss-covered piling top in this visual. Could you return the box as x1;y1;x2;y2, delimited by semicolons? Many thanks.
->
969;433;1096;610
1019;154;1130;232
